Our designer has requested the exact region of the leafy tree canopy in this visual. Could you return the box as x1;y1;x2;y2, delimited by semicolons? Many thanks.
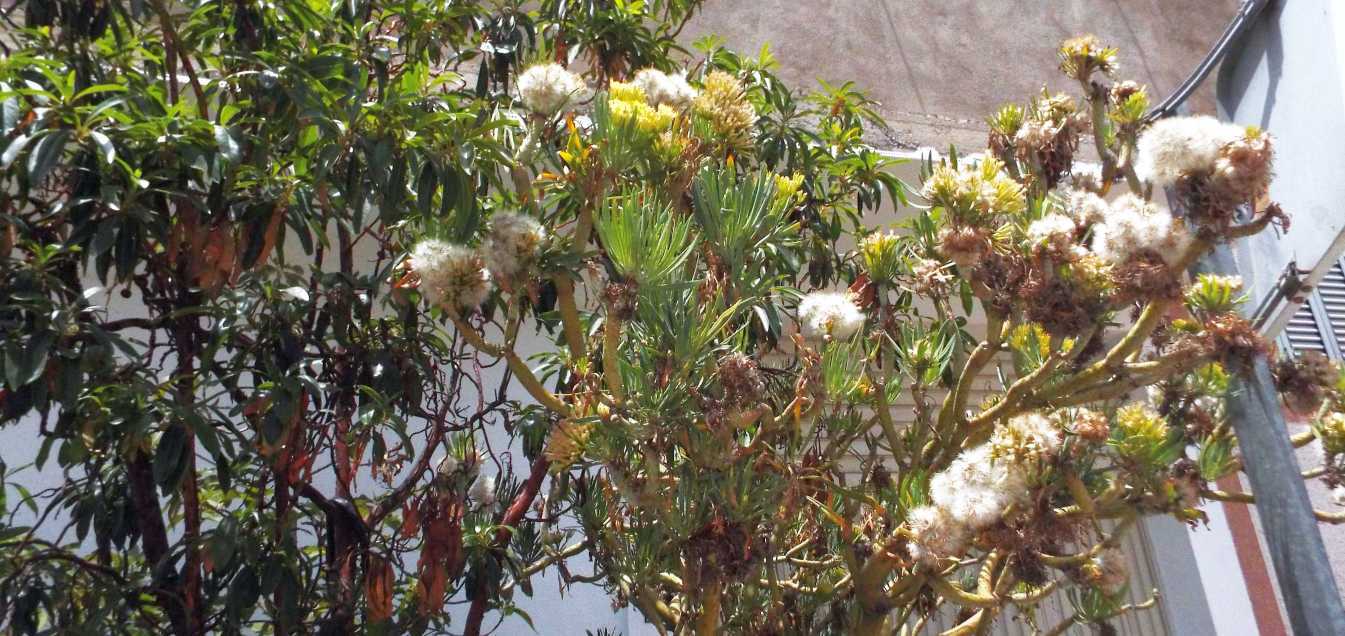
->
0;3;1336;636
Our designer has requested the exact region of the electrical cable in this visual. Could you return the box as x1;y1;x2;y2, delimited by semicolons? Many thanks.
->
1142;0;1271;122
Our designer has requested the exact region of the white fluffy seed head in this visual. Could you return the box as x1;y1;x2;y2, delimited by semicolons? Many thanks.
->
913;412;1064;557
469;474;497;508
1014;119;1059;150
797;291;865;340
1066;189;1110;226
995;412;1064;459
409;239;492;312
632;68;698;109
930;444;1030;531
906;505;969;564
1134;115;1244;186
1027;213;1077;250
484;212;547;280
517;63;589;115
1089;194;1192;266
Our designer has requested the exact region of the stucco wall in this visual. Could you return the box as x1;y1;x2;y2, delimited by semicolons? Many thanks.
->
683;0;1238;150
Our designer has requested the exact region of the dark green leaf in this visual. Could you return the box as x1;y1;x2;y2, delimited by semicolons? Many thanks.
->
26;128;70;183
214;125;241;163
1;133;34;168
153;426;189;489
90;130;115;165
4;331;53;389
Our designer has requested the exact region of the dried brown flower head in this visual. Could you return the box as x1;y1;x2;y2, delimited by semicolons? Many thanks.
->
910;257;954;296
1020;267;1095;337
1110;80;1144;104
1275;351;1339;414
969;252;1030;315
1109;251;1183;304
1203;313;1269;367
938;225;991;269
1072;408;1111;443
1214;128;1274;204
603;279;640;321
718;352;766;407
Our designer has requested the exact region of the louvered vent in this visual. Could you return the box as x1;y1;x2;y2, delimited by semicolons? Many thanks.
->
1320;261;1345;351
1284;260;1345;359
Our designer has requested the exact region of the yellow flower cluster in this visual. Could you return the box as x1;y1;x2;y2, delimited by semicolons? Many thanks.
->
921;156;1025;220
1009;323;1053;359
545;419;595;470
694;71;756;144
608;80;646;104
608;79;677;137
774;172;804;205
859;231;901;283
609;81;678;136
1112;404;1169;464
1058;34;1118;80
1319;412;1345;456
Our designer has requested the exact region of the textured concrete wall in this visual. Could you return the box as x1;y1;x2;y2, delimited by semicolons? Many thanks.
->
684;0;1238;150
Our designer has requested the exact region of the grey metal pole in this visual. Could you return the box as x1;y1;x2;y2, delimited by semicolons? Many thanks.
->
1193;244;1345;636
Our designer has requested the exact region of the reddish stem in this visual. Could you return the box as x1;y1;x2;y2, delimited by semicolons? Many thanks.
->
462;456;551;636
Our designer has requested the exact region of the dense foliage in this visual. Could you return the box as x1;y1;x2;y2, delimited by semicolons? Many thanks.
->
1;3;1340;635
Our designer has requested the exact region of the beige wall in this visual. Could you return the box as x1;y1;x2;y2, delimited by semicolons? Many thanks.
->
684;0;1238;150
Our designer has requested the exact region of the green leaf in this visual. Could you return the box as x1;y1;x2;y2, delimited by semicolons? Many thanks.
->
153;426;189;489
188;413;222;458
416;161;438;218
4;331;53;389
596;191;695;287
1198;435;1236;481
72;83;127;102
27;128;70;183
89;130;115;165
1;132;34;168
214;125;240;163
227;565;261;622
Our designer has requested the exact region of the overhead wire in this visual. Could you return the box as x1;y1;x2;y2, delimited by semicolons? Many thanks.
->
1142;0;1271;122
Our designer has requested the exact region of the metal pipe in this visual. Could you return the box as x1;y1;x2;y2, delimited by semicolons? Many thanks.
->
1194;244;1345;636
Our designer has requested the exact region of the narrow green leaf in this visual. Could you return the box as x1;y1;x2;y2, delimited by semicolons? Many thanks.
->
214;125;240;163
90;130;114;165
1;132;34;168
153;426;188;489
27;128;70;183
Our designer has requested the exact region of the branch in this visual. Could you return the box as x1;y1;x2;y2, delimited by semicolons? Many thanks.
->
500;542;588;593
462;454;553;636
149;0;209;119
602;315;624;400
1203;488;1345;523
450;315;571;416
937;312;1006;433
1042;590;1160;636
365;402;452;526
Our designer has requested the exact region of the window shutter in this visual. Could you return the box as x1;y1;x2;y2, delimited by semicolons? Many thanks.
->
1283;260;1345;360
